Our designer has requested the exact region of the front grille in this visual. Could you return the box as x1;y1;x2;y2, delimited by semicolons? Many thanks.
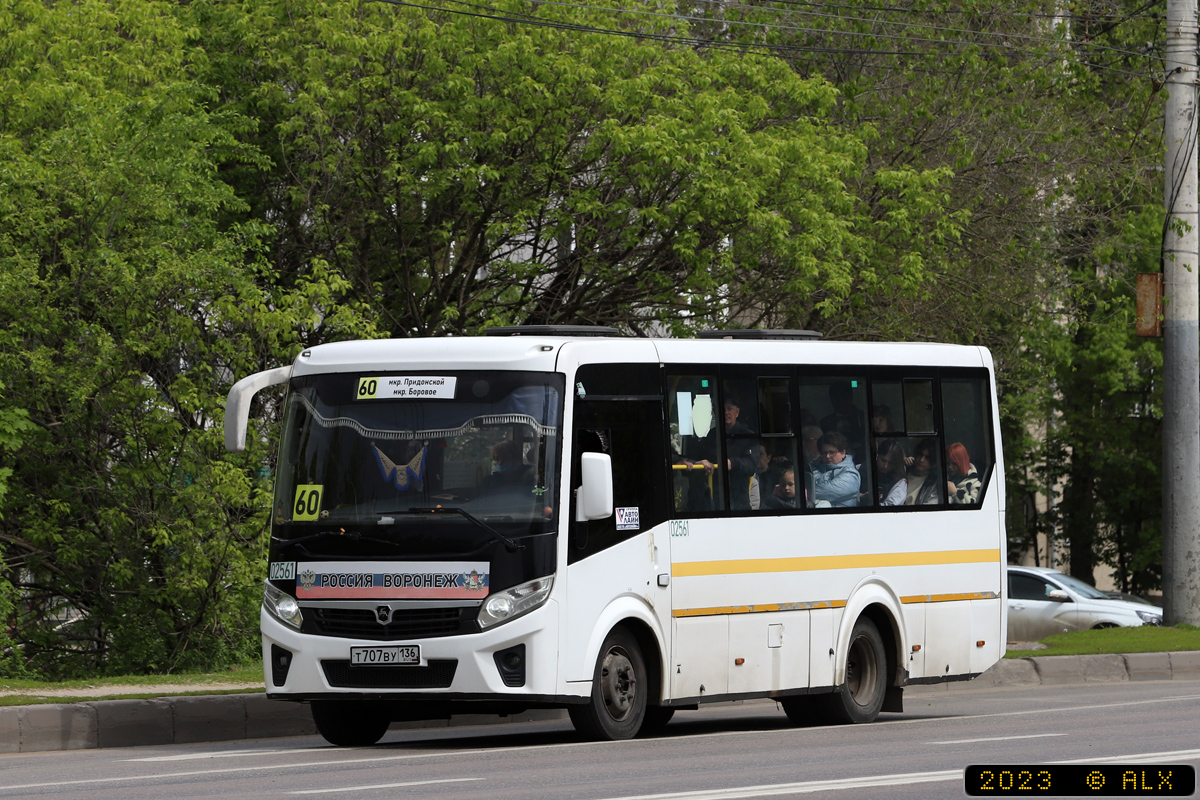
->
305;607;469;640
321;659;458;689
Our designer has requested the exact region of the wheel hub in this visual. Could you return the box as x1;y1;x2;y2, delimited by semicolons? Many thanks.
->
600;647;637;721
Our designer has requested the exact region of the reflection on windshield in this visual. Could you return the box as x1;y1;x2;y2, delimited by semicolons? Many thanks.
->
1053;572;1110;600
274;372;562;537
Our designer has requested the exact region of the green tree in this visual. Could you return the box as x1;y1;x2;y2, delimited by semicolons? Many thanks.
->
683;0;1166;584
0;0;374;676
191;0;959;336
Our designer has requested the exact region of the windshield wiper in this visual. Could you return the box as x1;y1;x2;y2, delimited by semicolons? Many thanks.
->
406;507;522;553
271;529;404;549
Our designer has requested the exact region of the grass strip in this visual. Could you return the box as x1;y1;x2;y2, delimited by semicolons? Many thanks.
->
0;687;263;707
1006;624;1200;658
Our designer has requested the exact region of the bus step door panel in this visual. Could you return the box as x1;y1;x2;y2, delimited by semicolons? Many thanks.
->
672;616;728;699
728;611;809;695
924;601;971;679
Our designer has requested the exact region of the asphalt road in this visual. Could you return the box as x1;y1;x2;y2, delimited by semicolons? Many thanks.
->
1;682;1198;800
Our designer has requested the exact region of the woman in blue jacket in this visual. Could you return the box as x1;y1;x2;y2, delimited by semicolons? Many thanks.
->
810;431;861;507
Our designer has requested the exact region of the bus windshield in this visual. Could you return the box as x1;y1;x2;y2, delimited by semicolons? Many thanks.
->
273;371;563;537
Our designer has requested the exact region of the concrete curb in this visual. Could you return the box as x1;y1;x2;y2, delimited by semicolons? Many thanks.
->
910;650;1200;693
3;652;1198;754
0;693;567;754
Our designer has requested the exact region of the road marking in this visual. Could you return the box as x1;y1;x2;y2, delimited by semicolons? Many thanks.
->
883;693;1200;727
591;771;963;799
580;751;1200;800
3;742;1198;795
1057;749;1200;765
127;747;329;762
5;696;1199;793
108;692;1200;768
288;778;482;794
930;733;1068;744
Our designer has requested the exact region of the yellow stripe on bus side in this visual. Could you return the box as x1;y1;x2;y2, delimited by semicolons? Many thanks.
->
671;549;1001;578
900;591;1001;604
672;591;999;618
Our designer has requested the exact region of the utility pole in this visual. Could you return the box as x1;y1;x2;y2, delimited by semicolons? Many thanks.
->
1162;0;1200;626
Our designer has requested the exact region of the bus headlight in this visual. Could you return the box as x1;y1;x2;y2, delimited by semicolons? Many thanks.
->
263;581;303;629
478;575;554;630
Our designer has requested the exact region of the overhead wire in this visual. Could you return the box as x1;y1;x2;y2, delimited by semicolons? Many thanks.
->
669;0;1166;62
374;0;1160;78
748;0;1163;22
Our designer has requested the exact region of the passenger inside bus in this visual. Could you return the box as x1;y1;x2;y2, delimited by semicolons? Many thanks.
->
765;467;799;509
487;439;531;488
810;431;860;507
946;442;982;505
723;394;758;510
905;437;943;505
875;438;908;506
872;405;895;434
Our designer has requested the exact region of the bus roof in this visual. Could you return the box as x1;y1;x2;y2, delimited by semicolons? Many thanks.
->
290;334;992;377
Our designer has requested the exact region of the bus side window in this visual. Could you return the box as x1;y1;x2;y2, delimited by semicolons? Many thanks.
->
668;373;726;515
797;375;870;509
753;377;798;512
942;376;992;506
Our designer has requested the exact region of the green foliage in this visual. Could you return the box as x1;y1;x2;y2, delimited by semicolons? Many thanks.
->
189;0;956;336
0;0;374;677
0;0;1169;676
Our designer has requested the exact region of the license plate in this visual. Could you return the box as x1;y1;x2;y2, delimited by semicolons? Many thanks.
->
350;645;419;666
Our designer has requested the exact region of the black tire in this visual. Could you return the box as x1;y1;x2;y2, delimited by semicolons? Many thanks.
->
311;699;391;746
779;694;819;726
813;617;888;724
637;706;675;737
569;627;648;740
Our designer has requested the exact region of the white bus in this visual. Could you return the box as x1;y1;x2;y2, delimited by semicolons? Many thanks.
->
225;327;1006;744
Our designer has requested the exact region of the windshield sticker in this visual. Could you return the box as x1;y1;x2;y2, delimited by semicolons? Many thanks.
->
373;444;426;490
616;507;640;531
293;485;324;521
295;561;490;599
357;376;457;400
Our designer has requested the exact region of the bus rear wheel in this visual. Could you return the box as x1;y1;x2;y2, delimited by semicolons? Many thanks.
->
569;628;647;740
311;699;390;746
814;617;887;725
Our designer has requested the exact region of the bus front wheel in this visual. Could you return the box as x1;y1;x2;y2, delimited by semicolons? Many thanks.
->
814;617;887;725
311;699;390;746
569;628;647;740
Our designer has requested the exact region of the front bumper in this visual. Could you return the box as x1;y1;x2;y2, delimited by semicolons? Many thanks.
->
260;599;564;700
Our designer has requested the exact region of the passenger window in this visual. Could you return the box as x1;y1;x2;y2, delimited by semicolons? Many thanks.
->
870;377;943;507
668;373;725;514
722;378;759;511
942;377;992;506
752;378;798;513
797;376;870;509
903;380;936;434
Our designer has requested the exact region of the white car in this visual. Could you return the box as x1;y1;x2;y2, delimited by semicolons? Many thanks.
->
1007;565;1163;642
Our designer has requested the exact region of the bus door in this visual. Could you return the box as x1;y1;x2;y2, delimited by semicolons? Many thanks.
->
567;365;671;686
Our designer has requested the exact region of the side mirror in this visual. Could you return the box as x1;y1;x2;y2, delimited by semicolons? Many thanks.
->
224;366;292;453
1047;588;1072;603
576;452;614;522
